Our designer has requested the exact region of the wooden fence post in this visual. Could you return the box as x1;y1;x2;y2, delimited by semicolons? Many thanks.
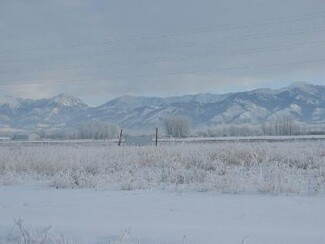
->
118;129;123;146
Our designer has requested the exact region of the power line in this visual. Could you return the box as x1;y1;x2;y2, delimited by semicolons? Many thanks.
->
1;38;324;75
1;57;324;87
2;25;325;65
1;9;325;54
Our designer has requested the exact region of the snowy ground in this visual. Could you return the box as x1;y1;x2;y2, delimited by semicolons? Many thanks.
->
0;141;325;243
0;182;325;243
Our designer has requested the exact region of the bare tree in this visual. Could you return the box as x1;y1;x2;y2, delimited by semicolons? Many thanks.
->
77;120;119;139
163;116;191;138
261;116;299;136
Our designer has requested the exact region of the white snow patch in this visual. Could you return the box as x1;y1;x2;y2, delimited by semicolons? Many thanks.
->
0;184;325;243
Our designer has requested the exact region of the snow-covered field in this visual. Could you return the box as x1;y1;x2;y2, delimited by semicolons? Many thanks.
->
1;183;325;244
0;141;325;243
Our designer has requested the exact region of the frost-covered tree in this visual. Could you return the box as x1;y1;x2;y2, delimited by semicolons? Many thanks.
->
262;116;301;136
163;116;191;138
77;120;119;139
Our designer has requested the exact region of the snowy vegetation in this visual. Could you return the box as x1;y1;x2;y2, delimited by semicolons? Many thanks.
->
0;141;324;194
163;115;191;138
76;120;120;139
1;218;71;244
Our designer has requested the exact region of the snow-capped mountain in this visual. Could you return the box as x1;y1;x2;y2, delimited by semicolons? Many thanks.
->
91;82;325;129
0;93;89;130
0;82;324;131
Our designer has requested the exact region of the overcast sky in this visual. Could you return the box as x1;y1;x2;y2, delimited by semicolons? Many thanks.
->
0;0;324;105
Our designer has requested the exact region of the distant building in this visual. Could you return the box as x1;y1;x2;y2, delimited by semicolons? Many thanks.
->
0;137;11;142
12;134;29;141
125;135;153;146
28;133;40;141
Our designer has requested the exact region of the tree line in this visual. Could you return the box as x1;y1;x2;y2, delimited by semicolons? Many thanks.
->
33;115;325;140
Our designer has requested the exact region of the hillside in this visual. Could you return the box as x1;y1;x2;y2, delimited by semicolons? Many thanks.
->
0;82;324;131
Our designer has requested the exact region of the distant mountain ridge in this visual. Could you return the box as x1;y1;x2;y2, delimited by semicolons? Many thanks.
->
0;82;324;131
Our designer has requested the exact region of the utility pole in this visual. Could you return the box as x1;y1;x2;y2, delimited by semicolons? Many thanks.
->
155;127;158;147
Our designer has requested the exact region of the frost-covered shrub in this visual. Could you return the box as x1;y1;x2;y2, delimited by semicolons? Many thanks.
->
2;218;72;244
50;170;106;189
0;170;23;186
0;141;324;194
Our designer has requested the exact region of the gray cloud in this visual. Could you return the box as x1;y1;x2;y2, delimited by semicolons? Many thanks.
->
0;0;324;105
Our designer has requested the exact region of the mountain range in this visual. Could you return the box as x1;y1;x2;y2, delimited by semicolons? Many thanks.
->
0;82;324;132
